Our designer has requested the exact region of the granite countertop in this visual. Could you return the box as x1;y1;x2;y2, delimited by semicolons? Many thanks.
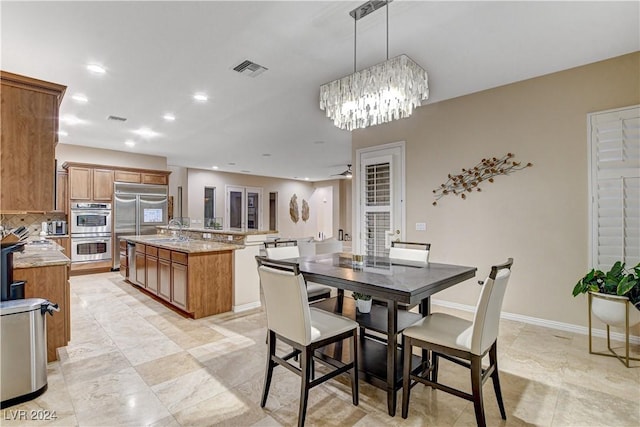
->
122;235;242;253
156;226;277;236
14;240;71;268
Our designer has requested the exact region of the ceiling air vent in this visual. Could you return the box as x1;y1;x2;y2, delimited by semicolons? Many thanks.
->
107;115;127;122
233;60;268;78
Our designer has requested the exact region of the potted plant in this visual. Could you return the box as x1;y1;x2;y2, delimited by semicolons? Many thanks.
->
352;292;372;313
572;261;640;326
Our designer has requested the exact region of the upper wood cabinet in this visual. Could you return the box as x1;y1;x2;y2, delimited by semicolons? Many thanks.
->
67;166;113;201
115;169;168;185
0;71;66;211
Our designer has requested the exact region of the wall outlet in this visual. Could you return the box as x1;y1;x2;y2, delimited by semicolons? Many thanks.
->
227;235;233;241
416;222;427;231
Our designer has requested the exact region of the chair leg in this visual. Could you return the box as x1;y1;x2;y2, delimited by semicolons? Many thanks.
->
470;355;486;427
298;347;312;427
489;342;506;420
350;330;359;406
401;335;412;419
261;330;276;408
431;351;439;385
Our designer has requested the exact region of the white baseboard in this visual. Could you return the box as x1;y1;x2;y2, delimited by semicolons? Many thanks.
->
233;301;261;313
431;298;640;346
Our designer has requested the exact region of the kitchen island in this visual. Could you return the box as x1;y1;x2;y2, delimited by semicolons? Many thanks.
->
155;227;277;313
122;235;240;318
13;240;71;362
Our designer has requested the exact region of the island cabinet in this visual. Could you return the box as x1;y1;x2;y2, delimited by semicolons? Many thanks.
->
68;166;114;202
0;71;66;212
135;243;146;287
127;241;232;318
145;245;159;295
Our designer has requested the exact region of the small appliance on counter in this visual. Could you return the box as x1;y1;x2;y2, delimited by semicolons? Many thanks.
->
47;221;67;236
0;241;59;408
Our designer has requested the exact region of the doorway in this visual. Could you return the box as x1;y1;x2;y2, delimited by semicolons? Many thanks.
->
355;142;405;256
226;186;263;230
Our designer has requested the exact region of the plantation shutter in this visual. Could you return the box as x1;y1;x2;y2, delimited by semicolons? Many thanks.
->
362;160;392;257
590;105;640;270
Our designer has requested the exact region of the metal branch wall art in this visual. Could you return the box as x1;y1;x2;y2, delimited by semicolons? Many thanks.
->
432;153;532;206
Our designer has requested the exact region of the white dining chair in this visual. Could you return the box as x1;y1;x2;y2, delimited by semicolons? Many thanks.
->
389;241;430;263
401;258;513;427
256;256;359;427
264;240;332;301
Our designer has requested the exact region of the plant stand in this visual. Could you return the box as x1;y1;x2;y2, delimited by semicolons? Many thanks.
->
588;292;640;368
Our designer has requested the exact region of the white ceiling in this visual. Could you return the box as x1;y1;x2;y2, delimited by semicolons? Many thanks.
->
2;1;638;181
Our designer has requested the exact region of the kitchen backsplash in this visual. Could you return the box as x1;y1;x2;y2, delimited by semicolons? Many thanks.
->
0;213;67;236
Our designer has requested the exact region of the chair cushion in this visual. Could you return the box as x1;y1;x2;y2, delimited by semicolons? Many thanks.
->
309;308;358;343
307;282;332;298
403;313;475;354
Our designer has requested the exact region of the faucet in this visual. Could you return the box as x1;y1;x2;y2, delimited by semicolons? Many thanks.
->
168;219;188;241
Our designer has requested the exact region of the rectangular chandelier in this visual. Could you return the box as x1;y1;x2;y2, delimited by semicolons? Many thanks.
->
319;55;429;131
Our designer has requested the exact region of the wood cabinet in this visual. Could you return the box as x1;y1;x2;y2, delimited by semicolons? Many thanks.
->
119;239;128;278
145;246;158;294
93;169;114;200
68;166;113;201
55;171;69;214
171;258;188;310
17;263;70;362
158;258;171;301
143;173;168;185
135;244;146;287
114;170;141;184
0;71;66;212
125;240;232;318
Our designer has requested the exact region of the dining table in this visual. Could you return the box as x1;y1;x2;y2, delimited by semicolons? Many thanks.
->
292;252;477;416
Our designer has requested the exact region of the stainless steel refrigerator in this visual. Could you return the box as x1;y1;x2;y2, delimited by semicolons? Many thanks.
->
113;183;168;269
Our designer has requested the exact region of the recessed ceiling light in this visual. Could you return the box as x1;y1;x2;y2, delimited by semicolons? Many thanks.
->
304;177;310;181
262;153;271;157
241;170;251;173
212;166;219;170
86;63;106;74
125;140;136;147
60;115;85;125
58;130;68;137
193;93;208;102
132;127;159;138
313;140;325;144
228;162;236;166
72;94;88;103
163;114;175;121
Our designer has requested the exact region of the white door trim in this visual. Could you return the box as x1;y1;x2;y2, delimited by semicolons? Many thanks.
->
354;141;406;255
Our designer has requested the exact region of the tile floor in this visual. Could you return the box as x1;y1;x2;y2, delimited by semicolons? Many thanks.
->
1;272;639;426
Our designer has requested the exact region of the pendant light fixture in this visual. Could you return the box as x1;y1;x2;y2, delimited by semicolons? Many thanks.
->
319;0;429;131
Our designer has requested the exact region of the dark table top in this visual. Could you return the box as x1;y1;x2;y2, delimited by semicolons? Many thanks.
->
294;252;477;305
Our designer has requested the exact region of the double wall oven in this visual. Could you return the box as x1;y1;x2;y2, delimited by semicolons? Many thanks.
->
70;203;112;263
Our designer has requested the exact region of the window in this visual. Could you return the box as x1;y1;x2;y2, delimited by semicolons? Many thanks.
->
589;105;640;270
204;187;216;226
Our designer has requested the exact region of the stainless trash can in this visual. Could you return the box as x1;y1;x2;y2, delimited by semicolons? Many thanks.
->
0;298;58;408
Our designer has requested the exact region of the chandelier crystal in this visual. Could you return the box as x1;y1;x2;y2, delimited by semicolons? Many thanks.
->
319;54;429;131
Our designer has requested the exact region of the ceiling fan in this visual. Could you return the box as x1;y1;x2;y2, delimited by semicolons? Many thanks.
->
332;164;353;178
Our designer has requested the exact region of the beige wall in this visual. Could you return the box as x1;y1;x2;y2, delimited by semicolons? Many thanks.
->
56;144;167;170
186;169;342;238
352;52;640;328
